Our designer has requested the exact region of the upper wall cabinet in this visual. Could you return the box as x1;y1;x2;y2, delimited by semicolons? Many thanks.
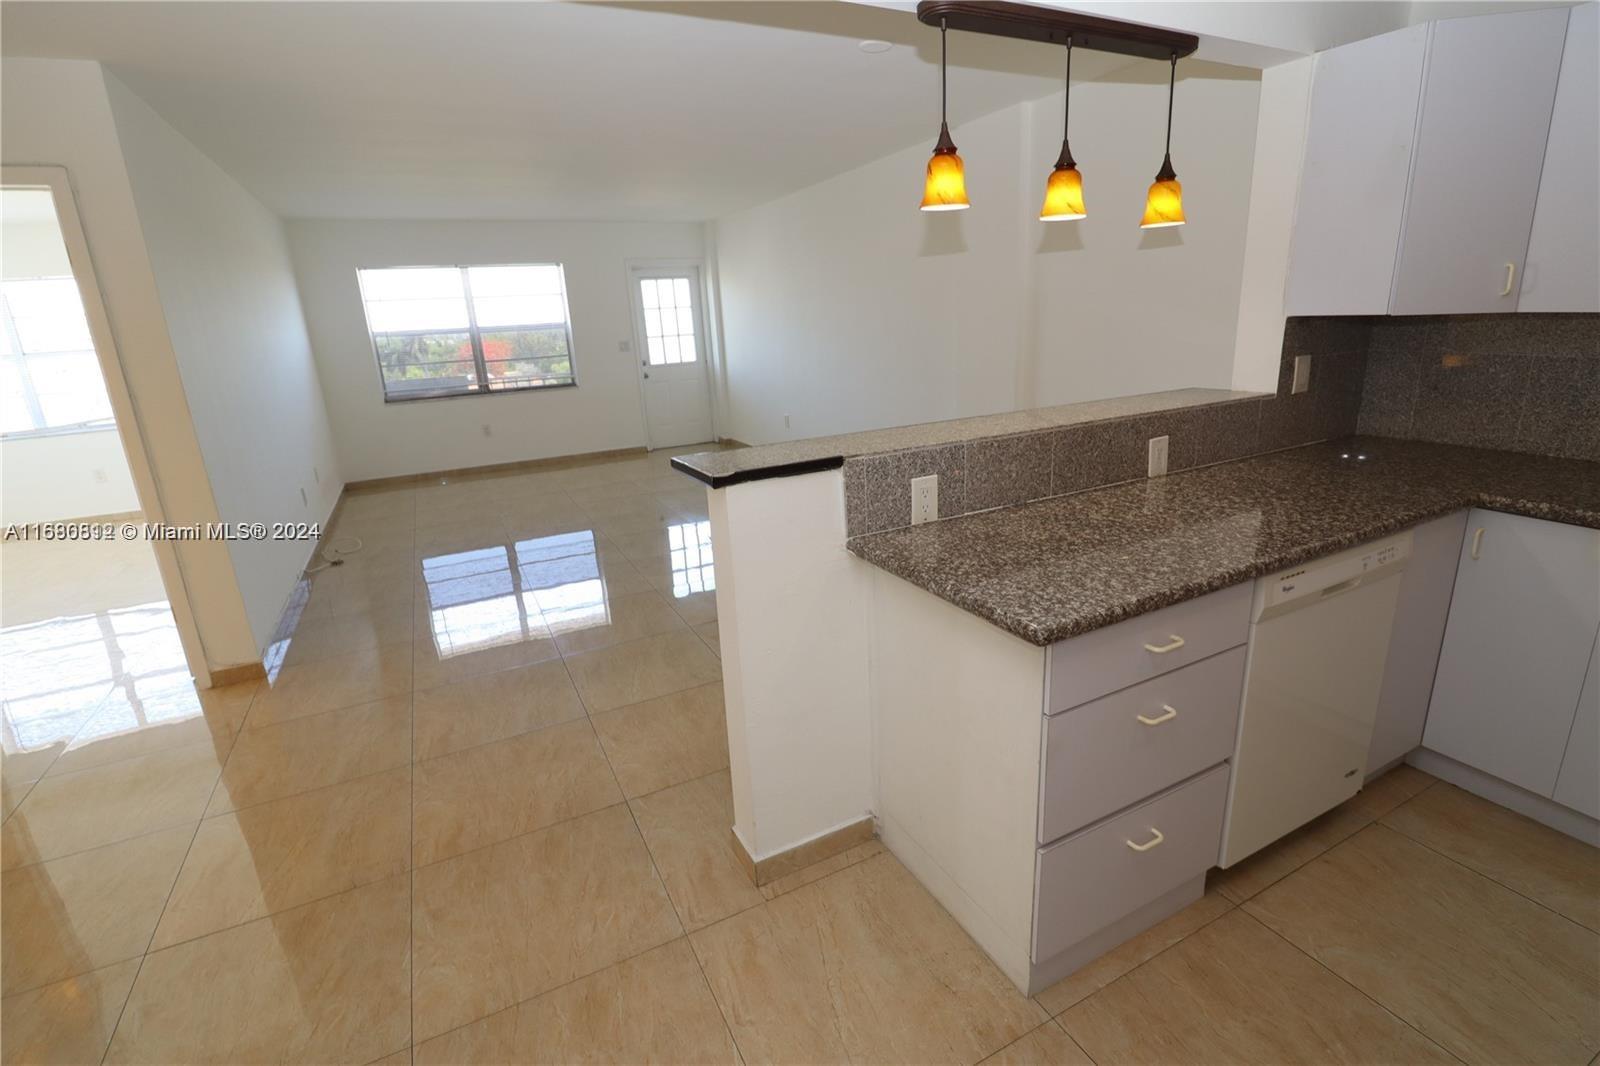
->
1520;2;1600;313
1287;6;1589;317
1285;25;1428;317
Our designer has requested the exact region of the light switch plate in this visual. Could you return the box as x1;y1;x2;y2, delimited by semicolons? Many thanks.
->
910;474;939;525
1147;436;1169;478
1292;354;1312;394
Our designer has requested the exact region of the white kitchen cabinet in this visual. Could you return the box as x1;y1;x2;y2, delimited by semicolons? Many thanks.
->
1368;511;1468;772
1553;632;1600;818
1389;7;1570;314
1520;2;1600;313
1284;25;1427;317
1424;510;1600;798
1286;6;1583;316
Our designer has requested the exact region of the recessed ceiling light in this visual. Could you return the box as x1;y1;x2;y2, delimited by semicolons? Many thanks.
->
859;39;892;54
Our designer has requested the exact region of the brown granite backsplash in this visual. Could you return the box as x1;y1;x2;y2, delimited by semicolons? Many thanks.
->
843;317;1369;537
1357;313;1599;462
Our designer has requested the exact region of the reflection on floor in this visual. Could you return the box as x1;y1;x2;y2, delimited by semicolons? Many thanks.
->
3;447;1597;1064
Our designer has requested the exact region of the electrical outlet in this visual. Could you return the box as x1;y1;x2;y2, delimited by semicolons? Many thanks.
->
1147;435;1169;478
481;423;492;437
783;414;791;429
619;339;632;352
92;467;108;484
910;474;939;525
1292;354;1312;394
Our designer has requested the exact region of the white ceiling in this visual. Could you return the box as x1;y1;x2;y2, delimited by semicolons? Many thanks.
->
1;1;1152;221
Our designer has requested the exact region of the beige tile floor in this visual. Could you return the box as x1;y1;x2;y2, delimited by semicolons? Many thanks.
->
3;445;1598;1064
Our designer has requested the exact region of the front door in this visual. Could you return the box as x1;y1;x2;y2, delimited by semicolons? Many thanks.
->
630;266;712;449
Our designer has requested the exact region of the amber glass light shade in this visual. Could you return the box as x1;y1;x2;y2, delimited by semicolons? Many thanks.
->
1039;165;1086;221
921;148;970;212
1140;154;1185;229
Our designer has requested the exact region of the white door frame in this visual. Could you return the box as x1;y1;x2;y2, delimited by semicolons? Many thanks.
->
3;165;212;687
624;258;717;450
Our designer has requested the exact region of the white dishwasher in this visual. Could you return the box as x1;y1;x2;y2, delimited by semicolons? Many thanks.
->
1219;532;1412;867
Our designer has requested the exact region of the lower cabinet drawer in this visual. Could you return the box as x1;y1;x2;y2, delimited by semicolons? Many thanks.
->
1033;764;1228;963
1040;647;1245;842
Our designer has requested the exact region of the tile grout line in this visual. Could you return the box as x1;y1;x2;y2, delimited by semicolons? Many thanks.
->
1372;805;1600;936
1236;901;1469;1065
95;711;245;1066
1042;896;1238;1022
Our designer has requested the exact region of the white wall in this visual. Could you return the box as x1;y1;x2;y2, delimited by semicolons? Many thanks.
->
713;62;1263;445
1;58;260;669
287;219;706;481
1;431;140;523
713;104;1029;444
1028;66;1261;405
103;74;342;652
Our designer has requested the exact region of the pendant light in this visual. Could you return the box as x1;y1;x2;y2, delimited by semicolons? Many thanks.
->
1140;53;1186;228
920;18;970;212
1039;37;1086;222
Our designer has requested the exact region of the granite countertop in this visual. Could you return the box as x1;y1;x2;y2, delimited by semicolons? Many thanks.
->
848;437;1600;646
671;388;1262;487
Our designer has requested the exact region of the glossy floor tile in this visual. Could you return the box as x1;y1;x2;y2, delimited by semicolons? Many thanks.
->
413;939;737;1065
9;447;1598;1065
589;680;728;798
691;852;1047;1064
1381;780;1600;931
1060;909;1455;1064
630;769;763;931
411;804;682;1041
1247;823;1600;1064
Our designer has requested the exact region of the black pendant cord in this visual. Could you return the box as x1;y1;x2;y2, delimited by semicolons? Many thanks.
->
1164;53;1176;157
1054;36;1076;169
1062;38;1072;143
934;17;957;152
1153;52;1177;181
941;19;949;128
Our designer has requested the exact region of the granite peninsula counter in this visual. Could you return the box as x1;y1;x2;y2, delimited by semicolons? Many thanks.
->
847;438;1600;646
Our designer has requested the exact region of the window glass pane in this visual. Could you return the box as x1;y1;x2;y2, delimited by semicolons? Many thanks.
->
30;351;114;427
373;331;478;397
358;268;468;332
0;357;32;433
481;329;573;389
640;275;697;366
3;279;93;353
359;263;576;402
472;293;566;328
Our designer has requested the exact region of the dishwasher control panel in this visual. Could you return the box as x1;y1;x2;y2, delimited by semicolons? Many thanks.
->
1257;531;1413;614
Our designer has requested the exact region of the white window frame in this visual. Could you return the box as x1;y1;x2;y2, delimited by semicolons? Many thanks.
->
356;263;579;404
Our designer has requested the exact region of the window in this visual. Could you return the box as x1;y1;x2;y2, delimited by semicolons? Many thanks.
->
357;264;576;401
639;276;699;366
0;277;115;436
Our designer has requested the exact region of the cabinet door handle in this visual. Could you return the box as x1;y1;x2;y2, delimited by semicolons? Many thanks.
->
1136;705;1179;726
1471;527;1485;560
1126;828;1165;852
1143;635;1186;654
1500;262;1516;297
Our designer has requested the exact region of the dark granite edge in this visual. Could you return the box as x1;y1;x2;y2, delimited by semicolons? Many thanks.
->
669;454;843;488
848;490;1600;648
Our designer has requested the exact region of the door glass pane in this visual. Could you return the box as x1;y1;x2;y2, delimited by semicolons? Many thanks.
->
639;275;697;366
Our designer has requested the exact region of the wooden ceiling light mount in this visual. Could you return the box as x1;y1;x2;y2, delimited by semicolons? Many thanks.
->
914;1;1198;62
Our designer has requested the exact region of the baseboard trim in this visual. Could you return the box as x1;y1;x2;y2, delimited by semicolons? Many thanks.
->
1407;748;1600;846
345;445;651;493
210;661;266;687
730;816;876;886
